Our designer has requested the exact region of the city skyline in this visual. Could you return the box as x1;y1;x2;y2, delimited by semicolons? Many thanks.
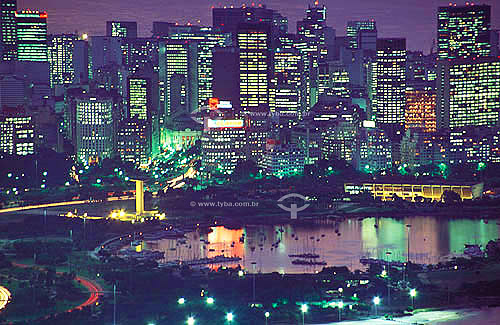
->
19;0;500;52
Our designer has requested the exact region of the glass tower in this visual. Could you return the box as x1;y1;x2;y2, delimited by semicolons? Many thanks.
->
368;38;407;126
48;34;78;87
15;10;47;62
1;0;17;61
437;4;491;60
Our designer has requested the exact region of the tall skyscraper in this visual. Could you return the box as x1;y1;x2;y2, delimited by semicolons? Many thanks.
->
346;20;377;51
436;56;500;129
437;4;491;60
237;23;270;120
106;21;138;38
212;5;287;46
368;38;406;126
166;25;231;107
48;34;78;88
15;10;47;62
159;40;198;124
75;94;114;163
116;118;150;166
1;0;17;61
212;47;240;110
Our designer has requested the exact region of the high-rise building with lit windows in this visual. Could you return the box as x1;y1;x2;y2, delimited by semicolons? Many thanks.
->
117;117;150;166
159;40;198;124
48;34;78;88
270;48;302;128
353;126;392;173
165;26;231;107
368;38;406;126
213;5;287;46
1;0;17;61
436;56;500;129
237;23;270;120
0;114;34;156
437;4;491;60
15;10;47;62
346;20;377;51
75;95;114;163
405;82;436;133
106;21;137;38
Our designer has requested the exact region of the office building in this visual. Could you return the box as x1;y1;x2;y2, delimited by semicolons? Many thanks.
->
368;38;406;126
237;23;270;121
436;56;500;129
213;5;287;46
437;4;491;60
0;113;34;156
1;0;17;61
166;26;231;107
405;82;436;133
346;20;377;51
353;126;392;173
15;10;47;62
159;40;198;124
116;118;150;166
48;34;78;88
106;21;137;38
0;74;25;108
259;143;305;178
75;94;115;163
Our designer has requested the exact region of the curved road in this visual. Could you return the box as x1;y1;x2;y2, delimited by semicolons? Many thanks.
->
12;262;102;312
0;285;11;311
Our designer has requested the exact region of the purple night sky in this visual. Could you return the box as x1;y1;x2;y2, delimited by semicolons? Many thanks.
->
19;0;499;52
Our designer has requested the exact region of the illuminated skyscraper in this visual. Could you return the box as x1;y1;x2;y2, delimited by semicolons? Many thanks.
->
48;34;78;88
436;56;500;129
121;38;159;74
1;0;17;61
117;117;150;166
237;23;270;120
106;21;137;38
15;10;47;62
405;82;436;133
346;20;377;51
213;5;287;46
368;38;406;126
166;26;231;107
75;95;114;163
437;4;491;60
270;48;303;128
159;40;198;124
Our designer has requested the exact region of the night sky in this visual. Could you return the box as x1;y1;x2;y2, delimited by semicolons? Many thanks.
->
19;0;500;52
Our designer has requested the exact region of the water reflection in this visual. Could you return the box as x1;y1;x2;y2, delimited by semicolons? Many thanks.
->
147;216;499;273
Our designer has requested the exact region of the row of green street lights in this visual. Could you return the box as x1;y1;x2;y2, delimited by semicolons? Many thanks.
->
176;290;417;324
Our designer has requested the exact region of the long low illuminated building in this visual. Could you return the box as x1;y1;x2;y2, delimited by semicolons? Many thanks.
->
344;182;484;201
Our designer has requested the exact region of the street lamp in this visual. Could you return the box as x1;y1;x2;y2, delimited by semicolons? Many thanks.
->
338;301;344;321
301;304;308;325
187;316;195;325
206;297;214;305
226;312;234;322
238;270;244;277
178;297;185;305
409;288;417;309
265;311;270;325
373;296;380;316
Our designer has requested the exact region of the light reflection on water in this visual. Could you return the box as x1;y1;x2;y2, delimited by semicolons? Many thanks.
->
146;216;500;273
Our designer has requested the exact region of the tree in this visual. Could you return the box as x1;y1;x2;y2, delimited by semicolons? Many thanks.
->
441;190;462;204
231;159;259;183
